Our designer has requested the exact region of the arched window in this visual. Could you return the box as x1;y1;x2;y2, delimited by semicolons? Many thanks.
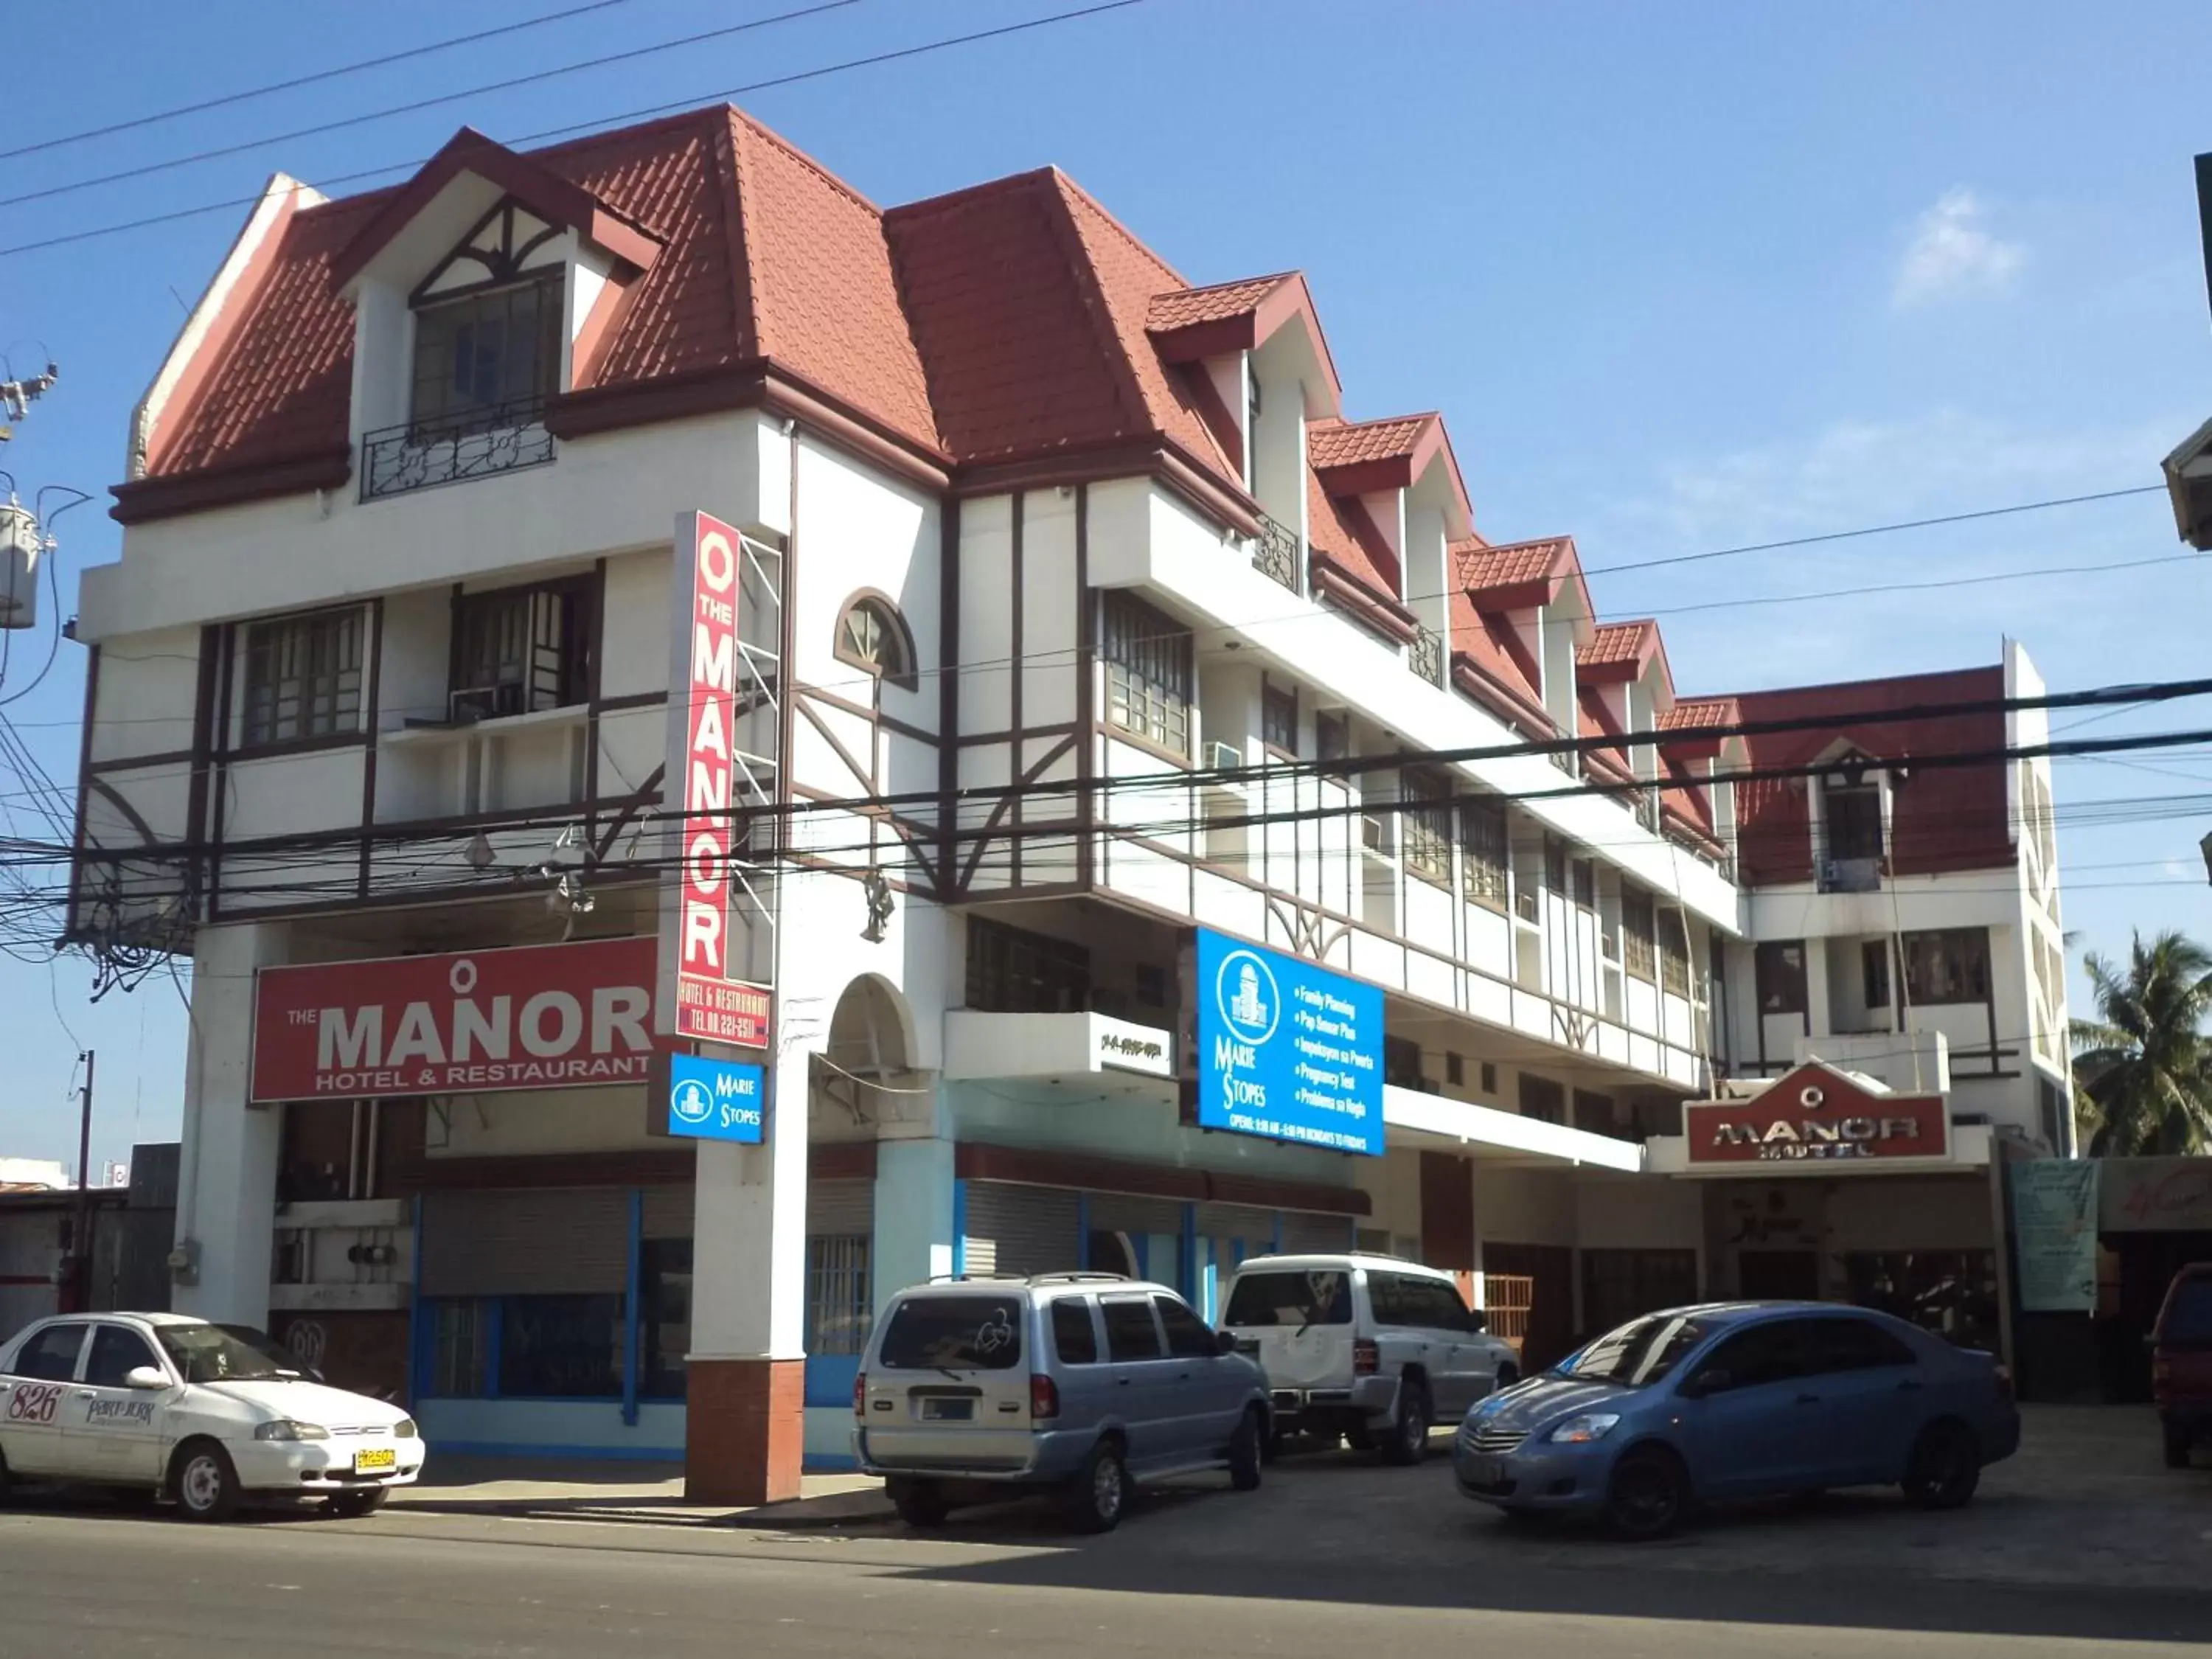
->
834;593;917;692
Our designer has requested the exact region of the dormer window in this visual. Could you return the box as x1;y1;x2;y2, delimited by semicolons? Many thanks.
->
413;275;563;436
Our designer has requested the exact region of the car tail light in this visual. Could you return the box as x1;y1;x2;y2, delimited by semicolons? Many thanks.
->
853;1372;867;1416
1353;1339;1380;1376
2151;1356;2171;1393
1992;1363;2014;1402
1030;1374;1060;1419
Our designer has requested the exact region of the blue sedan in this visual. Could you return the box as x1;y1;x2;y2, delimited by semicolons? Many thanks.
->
1455;1302;2020;1539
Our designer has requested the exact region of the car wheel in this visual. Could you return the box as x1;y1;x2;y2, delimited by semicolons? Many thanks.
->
0;1446;13;1505
327;1488;388;1519
888;1479;950;1528
172;1441;243;1523
1228;1408;1265;1492
1064;1439;1129;1534
1902;1421;1981;1510
1382;1378;1432;1466
1606;1447;1688;1541
2163;1422;2192;1470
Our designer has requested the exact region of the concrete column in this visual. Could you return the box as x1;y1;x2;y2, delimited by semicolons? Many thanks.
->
173;922;288;1325
684;1028;811;1506
873;1136;955;1312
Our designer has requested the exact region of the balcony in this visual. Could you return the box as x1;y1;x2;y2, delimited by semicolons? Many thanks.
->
1251;512;1300;591
361;397;554;502
1408;623;1444;687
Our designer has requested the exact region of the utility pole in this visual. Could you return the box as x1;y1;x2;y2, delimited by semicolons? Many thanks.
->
69;1051;94;1312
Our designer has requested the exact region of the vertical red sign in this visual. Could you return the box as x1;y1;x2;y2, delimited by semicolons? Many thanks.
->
666;512;772;1049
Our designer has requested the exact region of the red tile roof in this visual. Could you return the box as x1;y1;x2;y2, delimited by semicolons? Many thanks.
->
1658;697;1738;733
132;109;1269;510
1728;664;2011;884
1146;274;1290;333
1307;414;1433;470
1576;619;1654;671
1447;584;1549;731
1455;535;1576;598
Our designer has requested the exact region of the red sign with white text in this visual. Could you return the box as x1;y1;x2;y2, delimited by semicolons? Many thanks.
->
1686;1062;1948;1167
250;938;658;1103
664;511;771;1049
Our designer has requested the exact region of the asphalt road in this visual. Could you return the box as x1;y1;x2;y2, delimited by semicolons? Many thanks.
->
5;1433;2210;1659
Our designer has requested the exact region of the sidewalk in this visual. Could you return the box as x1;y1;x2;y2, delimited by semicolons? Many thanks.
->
387;1458;894;1529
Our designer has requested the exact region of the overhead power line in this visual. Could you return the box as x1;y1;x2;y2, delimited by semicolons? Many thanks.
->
0;0;1157;258
0;0;650;165
0;0;872;212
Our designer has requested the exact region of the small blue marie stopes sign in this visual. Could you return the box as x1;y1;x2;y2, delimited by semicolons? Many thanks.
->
666;1052;766;1143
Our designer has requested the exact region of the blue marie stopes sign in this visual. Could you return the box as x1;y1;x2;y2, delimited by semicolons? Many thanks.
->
667;1052;767;1144
1194;930;1384;1156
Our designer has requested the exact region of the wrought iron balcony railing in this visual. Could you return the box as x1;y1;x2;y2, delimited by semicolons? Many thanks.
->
361;397;554;502
1251;512;1300;591
1408;623;1444;686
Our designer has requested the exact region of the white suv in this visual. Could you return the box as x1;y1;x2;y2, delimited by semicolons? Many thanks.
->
0;1312;424;1520
1219;1254;1520;1464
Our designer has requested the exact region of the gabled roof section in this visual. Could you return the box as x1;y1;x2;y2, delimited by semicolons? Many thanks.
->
1453;535;1594;629
1448;583;1551;733
1575;619;1658;681
881;167;1237;492
1144;270;1342;406
1657;695;1739;761
330;127;660;291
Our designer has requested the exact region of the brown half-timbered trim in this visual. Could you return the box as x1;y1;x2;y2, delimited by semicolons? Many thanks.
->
956;722;1075;748
1075;483;1097;891
356;597;385;899
593;689;668;713
957;734;1077;891
65;644;102;933
797;698;876;796
588;763;664;864
1091;720;1192;771
801;684;935;746
937;495;960;902
86;747;199;777
580;559;608;841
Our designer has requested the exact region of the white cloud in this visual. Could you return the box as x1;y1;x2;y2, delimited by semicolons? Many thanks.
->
1893;189;2025;309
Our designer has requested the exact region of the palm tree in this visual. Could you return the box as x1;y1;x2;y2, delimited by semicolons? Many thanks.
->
2071;930;2212;1156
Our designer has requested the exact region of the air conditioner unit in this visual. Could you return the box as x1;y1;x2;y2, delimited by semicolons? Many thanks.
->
1601;933;1620;961
1205;740;1242;772
1360;815;1391;854
450;682;524;724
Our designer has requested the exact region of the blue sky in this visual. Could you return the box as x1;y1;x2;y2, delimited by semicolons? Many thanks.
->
1;0;2208;1172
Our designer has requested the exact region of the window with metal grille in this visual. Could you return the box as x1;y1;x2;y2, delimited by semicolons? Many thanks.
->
1102;591;1192;754
1658;909;1690;996
411;274;563;433
1518;1073;1565;1124
1903;928;1991;1005
1543;836;1567;893
1316;709;1349;763
1621;888;1656;981
1580;1248;1700;1336
964;917;1092;1013
1571;858;1596;910
835;594;917;692
1458;797;1507;908
450;580;591;720
1262;681;1298;754
240;607;364;747
804;1234;872;1357
1401;773;1453;884
431;1301;489;1396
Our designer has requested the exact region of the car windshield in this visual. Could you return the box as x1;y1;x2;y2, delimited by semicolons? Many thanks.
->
2166;1279;2212;1348
1222;1270;1352;1327
1562;1313;1709;1387
216;1324;310;1375
876;1296;1023;1371
156;1324;288;1383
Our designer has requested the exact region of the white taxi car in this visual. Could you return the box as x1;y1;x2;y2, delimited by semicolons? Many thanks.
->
0;1312;425;1520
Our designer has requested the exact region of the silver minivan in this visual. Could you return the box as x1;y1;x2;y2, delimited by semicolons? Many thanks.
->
853;1273;1271;1531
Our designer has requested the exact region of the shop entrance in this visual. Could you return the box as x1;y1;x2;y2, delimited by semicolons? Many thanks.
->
1738;1250;1820;1301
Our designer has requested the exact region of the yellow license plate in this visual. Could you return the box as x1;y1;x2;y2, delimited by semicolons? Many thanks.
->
354;1447;397;1473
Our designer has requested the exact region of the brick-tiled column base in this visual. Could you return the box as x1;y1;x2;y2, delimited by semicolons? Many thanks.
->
685;1357;804;1506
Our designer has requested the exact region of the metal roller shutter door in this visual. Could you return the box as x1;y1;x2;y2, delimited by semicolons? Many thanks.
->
1195;1203;1275;1245
807;1178;874;1237
964;1183;1080;1279
641;1184;692;1240
1088;1195;1183;1239
1280;1212;1356;1255
419;1189;627;1296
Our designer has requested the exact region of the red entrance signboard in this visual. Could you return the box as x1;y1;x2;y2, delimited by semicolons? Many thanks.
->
251;937;658;1102
664;510;771;1049
1685;1062;1948;1166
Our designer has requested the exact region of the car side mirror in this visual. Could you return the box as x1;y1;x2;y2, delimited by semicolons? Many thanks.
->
1467;1310;1489;1333
1682;1368;1730;1398
124;1366;169;1391
1216;1329;1241;1356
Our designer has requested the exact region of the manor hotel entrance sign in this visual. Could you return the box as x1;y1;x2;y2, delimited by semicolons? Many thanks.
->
1684;1061;1948;1168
